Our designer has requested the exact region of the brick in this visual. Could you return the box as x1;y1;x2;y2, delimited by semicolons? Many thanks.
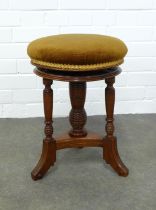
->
55;88;105;103
0;105;2;117
115;100;156;114
20;12;45;26
0;12;20;26
54;88;69;103
145;87;156;99
116;11;156;26
67;12;92;26
2;104;47;118
107;27;153;42
115;73;128;87
60;26;95;34
53;102;70;117
45;12;68;26
0;60;17;74
0;28;12;43
13;27;59;43
92;11;116;26
37;78;68;90
17;59;33;74
51;81;68;89
115;101;136;114
60;0;106;9
122;58;156;72
87;81;105;88
91;27;107;34
0;0;10;10
0;44;28;59
36;80;68;89
2;104;27;118
86;102;105;115
13;89;42;103
0;91;12;104
25;103;43;117
108;0;154;9
86;88;104;102
127;43;156;57
116;11;137;26
153;27;156;40
36;77;44;89
136;12;156;26
127;73;156;86
11;0;58;10
0;75;37;90
61;26;106;34
153;1;156;8
0;2;156;117
53;87;105;103
116;87;145;101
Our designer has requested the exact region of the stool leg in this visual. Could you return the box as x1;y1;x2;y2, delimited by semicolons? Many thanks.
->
31;78;56;180
69;82;87;138
103;77;129;177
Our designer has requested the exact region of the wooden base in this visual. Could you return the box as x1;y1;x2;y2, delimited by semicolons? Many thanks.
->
31;140;56;180
56;132;103;150
103;136;129;177
31;132;128;180
31;67;129;180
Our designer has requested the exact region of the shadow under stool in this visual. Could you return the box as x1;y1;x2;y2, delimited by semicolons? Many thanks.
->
27;34;129;180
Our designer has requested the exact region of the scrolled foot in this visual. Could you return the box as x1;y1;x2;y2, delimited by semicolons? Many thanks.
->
31;140;56;181
103;136;129;177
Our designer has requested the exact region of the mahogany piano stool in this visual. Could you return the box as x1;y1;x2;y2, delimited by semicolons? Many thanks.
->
27;34;129;180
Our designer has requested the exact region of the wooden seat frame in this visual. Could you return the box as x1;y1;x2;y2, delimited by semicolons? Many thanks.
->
31;67;129;180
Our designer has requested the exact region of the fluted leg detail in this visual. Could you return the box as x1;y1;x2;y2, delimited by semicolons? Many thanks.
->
103;77;129;177
31;78;56;180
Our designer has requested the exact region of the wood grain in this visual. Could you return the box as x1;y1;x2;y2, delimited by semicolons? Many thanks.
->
31;78;56;180
31;67;129;180
103;77;129;177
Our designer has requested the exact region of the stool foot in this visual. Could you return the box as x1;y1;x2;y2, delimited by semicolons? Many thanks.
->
31;140;56;181
103;136;129;177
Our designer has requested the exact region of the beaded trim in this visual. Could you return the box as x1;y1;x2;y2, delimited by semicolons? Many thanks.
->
31;59;124;71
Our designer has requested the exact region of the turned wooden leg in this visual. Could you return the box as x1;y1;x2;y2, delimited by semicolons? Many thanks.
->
103;77;129;177
69;82;87;138
31;78;56;180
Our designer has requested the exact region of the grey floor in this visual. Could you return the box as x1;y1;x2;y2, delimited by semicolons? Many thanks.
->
0;115;156;210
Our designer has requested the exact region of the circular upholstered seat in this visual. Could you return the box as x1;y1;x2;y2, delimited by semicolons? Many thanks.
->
27;34;127;71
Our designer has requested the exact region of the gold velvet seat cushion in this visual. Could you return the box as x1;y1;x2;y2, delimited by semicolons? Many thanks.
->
27;34;128;71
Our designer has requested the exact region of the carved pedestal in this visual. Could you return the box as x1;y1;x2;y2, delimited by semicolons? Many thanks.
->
69;82;87;137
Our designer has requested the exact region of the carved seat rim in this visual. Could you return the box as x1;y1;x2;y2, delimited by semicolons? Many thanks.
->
34;67;122;82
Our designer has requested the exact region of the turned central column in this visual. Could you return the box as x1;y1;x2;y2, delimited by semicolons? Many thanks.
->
69;82;87;137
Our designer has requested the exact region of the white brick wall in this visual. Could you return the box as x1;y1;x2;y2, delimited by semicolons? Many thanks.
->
0;0;156;118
